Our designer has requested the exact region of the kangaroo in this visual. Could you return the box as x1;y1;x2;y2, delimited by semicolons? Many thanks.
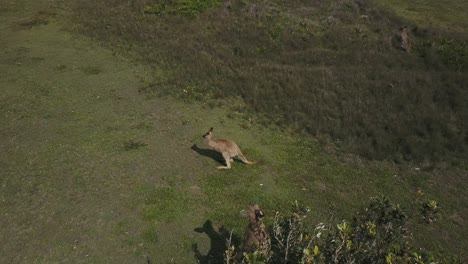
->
236;204;271;261
202;127;256;169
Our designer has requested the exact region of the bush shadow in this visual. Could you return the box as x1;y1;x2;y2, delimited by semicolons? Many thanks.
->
192;220;241;264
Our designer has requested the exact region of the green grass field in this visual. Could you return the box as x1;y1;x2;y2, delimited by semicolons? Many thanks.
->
1;0;467;263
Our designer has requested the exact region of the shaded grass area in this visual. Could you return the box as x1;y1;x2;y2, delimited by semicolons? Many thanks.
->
66;0;468;163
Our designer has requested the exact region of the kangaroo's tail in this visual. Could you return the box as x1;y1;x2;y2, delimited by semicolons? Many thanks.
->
237;148;256;165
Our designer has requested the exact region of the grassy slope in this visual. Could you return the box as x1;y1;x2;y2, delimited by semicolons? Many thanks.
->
375;0;468;32
65;0;468;163
0;0;466;263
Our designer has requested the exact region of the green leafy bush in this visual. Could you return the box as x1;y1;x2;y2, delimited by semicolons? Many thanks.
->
229;197;458;264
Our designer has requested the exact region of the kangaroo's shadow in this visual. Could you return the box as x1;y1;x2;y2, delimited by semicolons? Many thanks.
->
192;220;241;264
191;144;225;165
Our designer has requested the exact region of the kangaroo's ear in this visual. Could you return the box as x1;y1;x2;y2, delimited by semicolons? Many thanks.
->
210;127;214;132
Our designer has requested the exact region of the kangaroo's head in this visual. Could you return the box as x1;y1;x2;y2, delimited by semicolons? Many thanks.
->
247;203;265;223
202;127;214;139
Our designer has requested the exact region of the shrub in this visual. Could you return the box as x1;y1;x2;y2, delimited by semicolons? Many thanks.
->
228;197;458;264
415;189;441;224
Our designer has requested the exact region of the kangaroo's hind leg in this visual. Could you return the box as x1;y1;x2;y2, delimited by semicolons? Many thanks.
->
217;152;232;169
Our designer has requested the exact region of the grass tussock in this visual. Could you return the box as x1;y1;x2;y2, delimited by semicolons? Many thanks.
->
17;10;56;29
123;139;147;151
66;0;468;163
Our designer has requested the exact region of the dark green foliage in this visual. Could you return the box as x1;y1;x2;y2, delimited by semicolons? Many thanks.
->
239;197;459;264
345;196;409;263
67;0;468;162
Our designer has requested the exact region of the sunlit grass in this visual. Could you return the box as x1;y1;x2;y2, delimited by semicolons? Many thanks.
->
374;0;468;32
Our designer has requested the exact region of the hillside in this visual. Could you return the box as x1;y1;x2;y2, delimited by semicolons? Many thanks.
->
1;0;467;263
67;0;468;163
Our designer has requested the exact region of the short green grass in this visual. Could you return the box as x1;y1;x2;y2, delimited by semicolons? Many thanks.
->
1;0;467;263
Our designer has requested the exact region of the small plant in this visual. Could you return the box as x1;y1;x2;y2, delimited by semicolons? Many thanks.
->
416;189;440;223
123;139;147;151
421;199;440;224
